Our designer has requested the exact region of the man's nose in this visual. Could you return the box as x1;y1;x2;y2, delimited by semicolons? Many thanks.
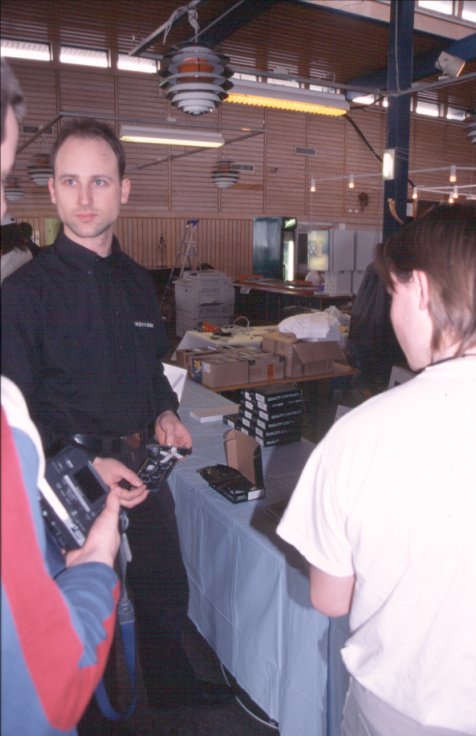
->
77;183;93;206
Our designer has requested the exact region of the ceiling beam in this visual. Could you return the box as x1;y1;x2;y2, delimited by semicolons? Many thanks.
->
346;32;476;99
185;0;280;48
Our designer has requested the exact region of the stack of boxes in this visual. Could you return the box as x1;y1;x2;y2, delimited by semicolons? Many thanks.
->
174;270;235;337
177;346;285;389
223;385;303;446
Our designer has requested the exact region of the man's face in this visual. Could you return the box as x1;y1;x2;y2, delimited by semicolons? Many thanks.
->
48;135;130;254
1;106;19;221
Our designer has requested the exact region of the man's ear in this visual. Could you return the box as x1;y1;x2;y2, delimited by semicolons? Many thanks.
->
414;270;430;311
120;177;131;205
48;177;56;205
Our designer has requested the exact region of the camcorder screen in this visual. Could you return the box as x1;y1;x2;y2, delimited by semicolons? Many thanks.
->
73;466;106;503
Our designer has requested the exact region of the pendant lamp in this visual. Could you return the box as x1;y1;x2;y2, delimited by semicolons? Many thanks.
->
28;153;53;186
211;161;239;189
4;177;25;202
159;44;233;115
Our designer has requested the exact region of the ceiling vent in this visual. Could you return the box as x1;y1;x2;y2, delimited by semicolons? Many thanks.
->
295;146;317;156
231;163;255;172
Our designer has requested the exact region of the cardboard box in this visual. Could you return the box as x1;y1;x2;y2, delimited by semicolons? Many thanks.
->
176;347;217;370
227;347;285;382
198;429;265;503
261;331;346;377
192;353;249;388
224;429;265;500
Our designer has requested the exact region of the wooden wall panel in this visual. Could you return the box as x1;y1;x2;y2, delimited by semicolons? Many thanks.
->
265;110;307;214
116;75;168;121
114;216;253;276
306;115;347;223
124;144;169;212
58;69;115;116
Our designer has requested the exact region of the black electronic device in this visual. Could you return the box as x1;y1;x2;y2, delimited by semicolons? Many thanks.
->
135;444;192;492
41;446;109;551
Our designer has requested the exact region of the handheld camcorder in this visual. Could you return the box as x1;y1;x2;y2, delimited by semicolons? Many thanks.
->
41;446;109;551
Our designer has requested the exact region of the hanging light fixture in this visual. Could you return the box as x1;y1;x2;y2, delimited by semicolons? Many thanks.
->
158;5;233;115
4;176;25;202
225;79;348;117
211;160;239;189
28;153;52;186
120;125;224;147
160;44;233;115
435;51;466;79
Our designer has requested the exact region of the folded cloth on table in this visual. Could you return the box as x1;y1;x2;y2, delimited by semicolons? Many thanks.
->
278;311;339;340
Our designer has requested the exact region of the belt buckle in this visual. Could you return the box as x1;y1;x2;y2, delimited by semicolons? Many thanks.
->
121;432;142;451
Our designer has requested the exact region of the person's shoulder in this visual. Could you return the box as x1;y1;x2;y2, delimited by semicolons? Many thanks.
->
330;379;417;434
2;245;55;288
1;376;41;449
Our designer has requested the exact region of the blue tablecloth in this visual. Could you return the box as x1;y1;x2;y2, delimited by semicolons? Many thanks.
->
169;378;350;736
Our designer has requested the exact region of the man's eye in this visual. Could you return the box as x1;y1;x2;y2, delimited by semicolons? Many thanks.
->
94;179;107;186
63;179;76;186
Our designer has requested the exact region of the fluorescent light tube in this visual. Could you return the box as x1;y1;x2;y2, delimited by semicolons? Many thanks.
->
119;125;225;147
225;80;349;117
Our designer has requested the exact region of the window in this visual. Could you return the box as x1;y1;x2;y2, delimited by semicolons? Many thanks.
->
418;0;453;14
352;94;378;105
462;0;476;21
268;77;300;88
117;54;157;73
59;45;109;68
232;72;257;82
446;107;466;121
1;39;50;62
415;100;440;117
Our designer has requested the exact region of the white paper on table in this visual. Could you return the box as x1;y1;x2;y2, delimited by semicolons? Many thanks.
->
163;362;187;403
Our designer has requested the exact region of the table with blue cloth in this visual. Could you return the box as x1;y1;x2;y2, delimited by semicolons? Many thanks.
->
169;378;350;736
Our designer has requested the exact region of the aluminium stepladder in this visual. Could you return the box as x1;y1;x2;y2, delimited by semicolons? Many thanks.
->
159;219;200;315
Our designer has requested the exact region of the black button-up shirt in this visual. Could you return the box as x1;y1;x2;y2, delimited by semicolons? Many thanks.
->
2;231;178;451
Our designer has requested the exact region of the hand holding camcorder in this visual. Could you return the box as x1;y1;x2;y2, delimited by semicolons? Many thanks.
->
40;444;191;551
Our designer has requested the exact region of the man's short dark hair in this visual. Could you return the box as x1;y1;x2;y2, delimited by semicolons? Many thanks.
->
50;118;126;178
1;58;25;142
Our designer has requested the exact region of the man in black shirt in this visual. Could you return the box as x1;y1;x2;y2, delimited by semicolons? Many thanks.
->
2;118;231;714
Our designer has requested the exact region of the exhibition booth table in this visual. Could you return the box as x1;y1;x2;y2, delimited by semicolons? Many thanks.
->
168;378;350;736
174;324;278;355
234;279;354;321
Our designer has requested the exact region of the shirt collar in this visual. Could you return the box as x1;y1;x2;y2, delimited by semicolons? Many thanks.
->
54;229;122;271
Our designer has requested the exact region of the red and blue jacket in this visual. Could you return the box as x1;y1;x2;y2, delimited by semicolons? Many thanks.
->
1;378;119;735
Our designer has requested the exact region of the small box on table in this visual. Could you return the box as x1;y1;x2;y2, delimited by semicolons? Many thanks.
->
261;331;346;377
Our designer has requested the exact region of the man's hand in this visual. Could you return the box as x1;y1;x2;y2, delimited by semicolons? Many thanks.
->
154;410;192;449
66;489;122;569
92;456;148;508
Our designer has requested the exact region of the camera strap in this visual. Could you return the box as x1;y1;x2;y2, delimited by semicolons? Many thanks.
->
95;513;137;720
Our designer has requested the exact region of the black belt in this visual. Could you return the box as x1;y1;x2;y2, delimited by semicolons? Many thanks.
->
70;429;152;456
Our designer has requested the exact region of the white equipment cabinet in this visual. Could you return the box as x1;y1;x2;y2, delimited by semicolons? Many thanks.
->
174;270;235;337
